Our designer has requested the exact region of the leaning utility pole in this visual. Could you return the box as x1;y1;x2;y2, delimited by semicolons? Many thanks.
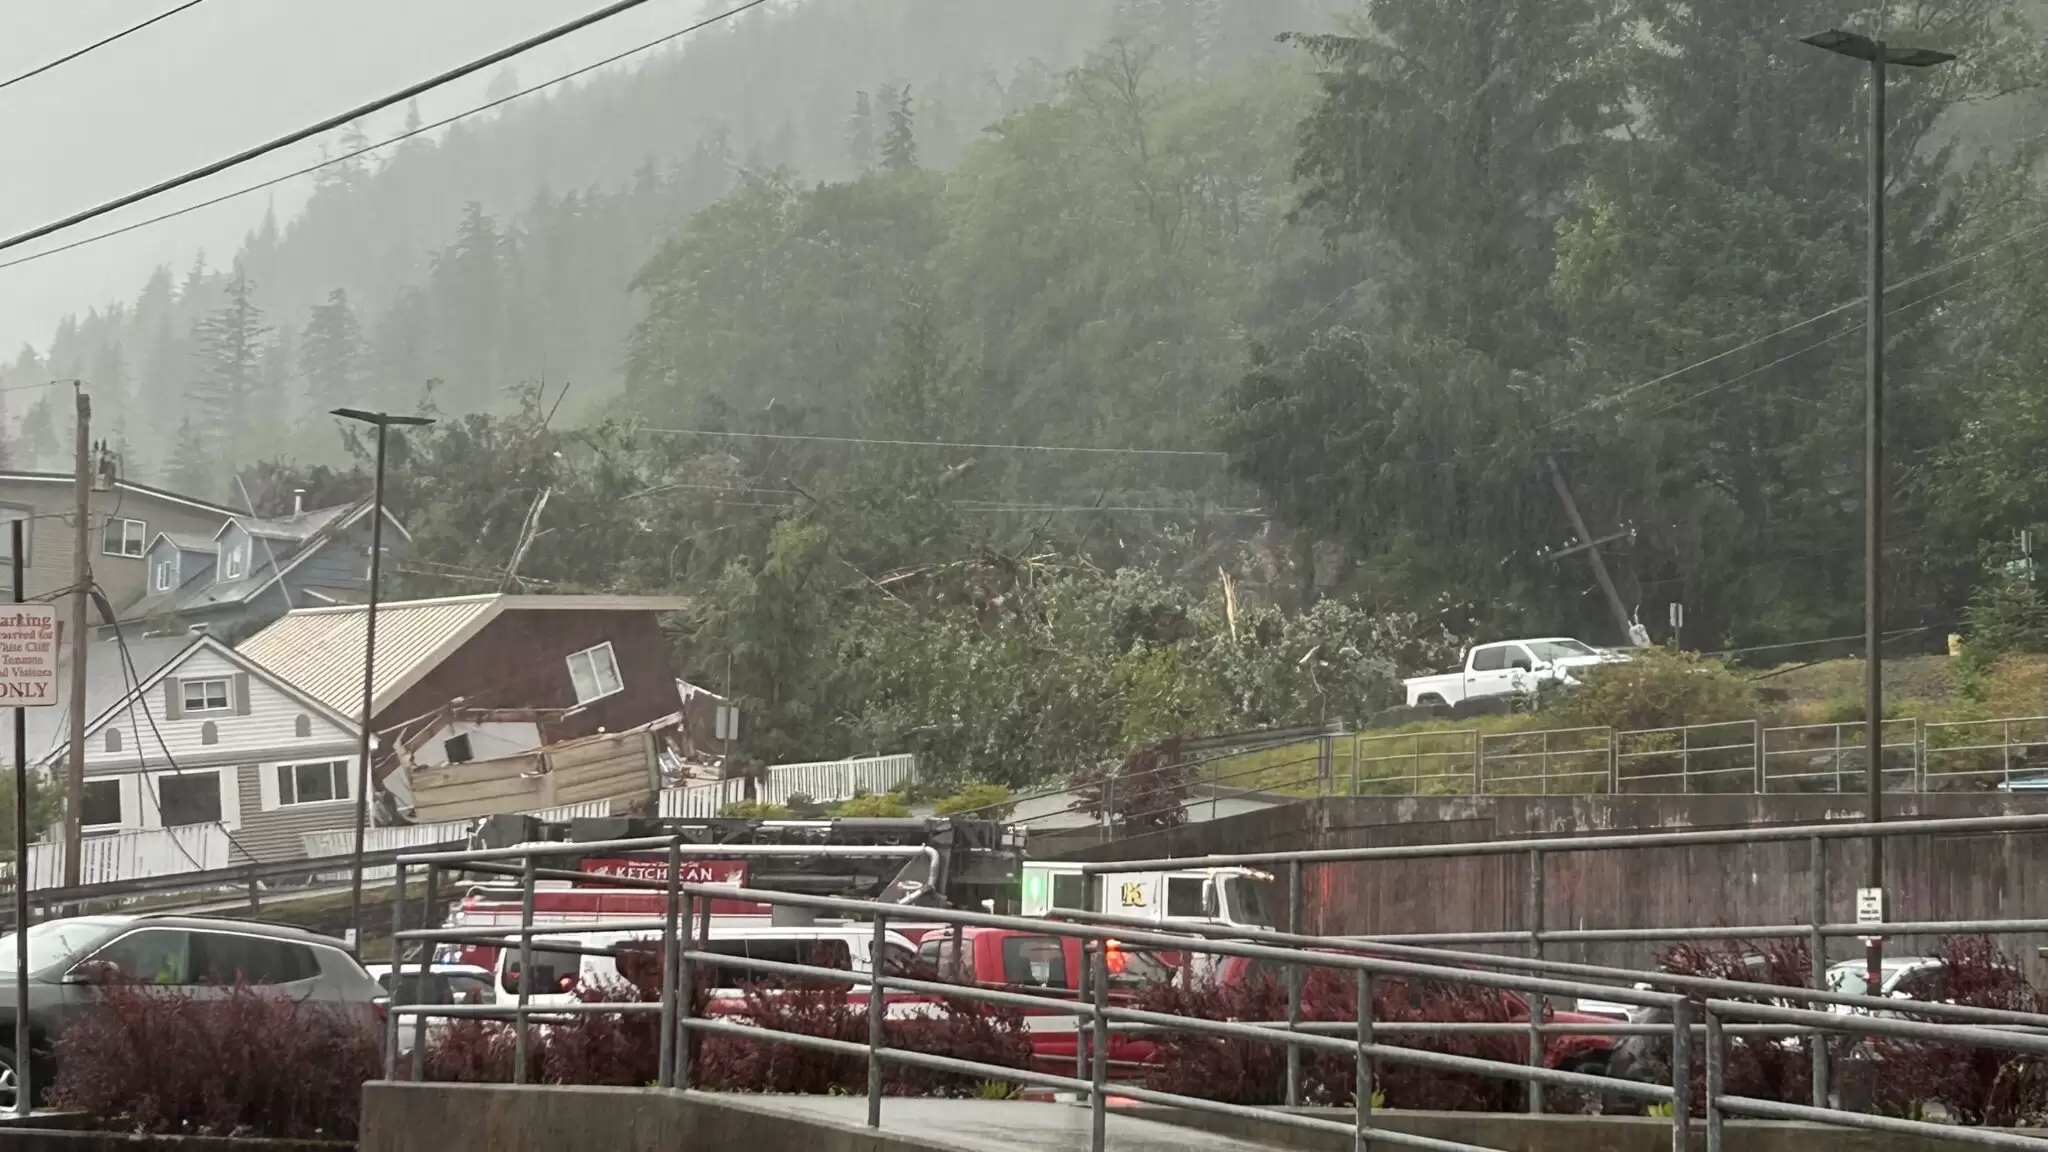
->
1545;455;1633;645
62;389;90;889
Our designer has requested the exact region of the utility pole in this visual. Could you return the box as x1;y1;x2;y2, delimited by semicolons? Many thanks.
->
1545;455;1632;645
62;389;90;890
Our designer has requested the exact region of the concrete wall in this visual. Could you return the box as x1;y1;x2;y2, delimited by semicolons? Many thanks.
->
1062;793;2048;976
359;1084;956;1152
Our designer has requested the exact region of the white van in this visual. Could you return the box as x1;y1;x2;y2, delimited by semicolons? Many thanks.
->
1019;861;1275;931
495;923;921;1010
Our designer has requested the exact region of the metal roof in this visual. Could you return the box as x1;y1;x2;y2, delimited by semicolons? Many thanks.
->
235;594;690;719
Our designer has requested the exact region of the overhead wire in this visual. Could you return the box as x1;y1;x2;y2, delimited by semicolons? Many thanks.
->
0;0;769;259
636;425;1229;459
0;0;212;94
0;0;773;275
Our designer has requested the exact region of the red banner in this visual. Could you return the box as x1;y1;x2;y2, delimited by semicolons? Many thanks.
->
575;857;748;886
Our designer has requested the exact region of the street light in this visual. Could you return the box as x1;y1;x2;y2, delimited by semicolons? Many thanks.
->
332;407;435;951
1800;25;1955;1005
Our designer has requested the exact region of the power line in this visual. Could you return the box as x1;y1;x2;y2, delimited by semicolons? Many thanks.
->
0;0;773;275
0;0;760;258
0;0;212;93
636;426;1228;459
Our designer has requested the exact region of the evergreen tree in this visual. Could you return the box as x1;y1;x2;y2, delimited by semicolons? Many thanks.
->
166;417;211;498
846;90;876;171
300;288;366;406
187;263;269;468
880;85;917;171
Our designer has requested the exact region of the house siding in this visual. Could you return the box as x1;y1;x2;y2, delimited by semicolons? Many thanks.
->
0;477;230;608
374;610;679;768
234;754;362;861
73;644;359;859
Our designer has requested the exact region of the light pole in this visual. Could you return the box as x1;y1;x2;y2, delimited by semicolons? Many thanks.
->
1800;28;1954;999
332;408;435;951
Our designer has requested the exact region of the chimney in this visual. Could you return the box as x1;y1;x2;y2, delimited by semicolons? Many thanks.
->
292;488;306;516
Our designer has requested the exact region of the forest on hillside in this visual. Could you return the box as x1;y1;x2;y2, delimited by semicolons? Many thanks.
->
13;0;2048;784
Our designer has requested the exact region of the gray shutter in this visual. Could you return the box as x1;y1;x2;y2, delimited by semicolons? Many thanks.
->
233;673;251;716
163;679;182;721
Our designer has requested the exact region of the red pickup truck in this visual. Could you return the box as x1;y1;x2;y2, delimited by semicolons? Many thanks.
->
906;926;1170;1075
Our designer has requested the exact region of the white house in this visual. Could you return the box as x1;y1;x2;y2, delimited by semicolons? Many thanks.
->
37;632;365;863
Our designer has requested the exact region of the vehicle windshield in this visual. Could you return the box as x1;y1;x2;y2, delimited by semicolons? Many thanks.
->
1526;640;1596;660
1221;876;1273;928
1105;947;1173;987
0;919;125;976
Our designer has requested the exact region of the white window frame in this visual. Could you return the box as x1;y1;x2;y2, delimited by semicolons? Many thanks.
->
153;557;176;592
221;544;246;580
103;518;147;558
80;777;127;831
138;767;239;832
565;642;624;705
274;759;351;808
181;677;232;715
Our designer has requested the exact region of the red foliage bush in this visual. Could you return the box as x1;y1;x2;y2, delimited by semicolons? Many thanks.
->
1651;939;1815;1111
48;979;380;1139
1132;962;1530;1112
1867;936;2048;1125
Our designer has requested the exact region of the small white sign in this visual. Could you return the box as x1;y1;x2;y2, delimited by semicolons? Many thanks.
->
1855;887;1885;925
0;605;58;708
715;704;740;742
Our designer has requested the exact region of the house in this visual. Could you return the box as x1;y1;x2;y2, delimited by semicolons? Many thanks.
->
111;494;410;643
30;631;364;863
235;594;690;815
0;471;240;606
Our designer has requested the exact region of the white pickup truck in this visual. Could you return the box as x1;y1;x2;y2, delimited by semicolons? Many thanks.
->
1402;637;1624;707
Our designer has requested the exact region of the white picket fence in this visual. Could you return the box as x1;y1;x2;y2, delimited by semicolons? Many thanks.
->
17;824;232;891
759;754;917;806
301;800;614;881
660;777;748;817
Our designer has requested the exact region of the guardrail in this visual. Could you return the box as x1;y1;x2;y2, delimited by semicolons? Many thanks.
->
1478;726;1612;795
1612;720;1759;794
759;754;917;806
382;835;2048;1151
1924;716;2048;791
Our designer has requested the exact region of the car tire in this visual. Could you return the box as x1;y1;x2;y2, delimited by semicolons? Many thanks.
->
0;1044;27;1112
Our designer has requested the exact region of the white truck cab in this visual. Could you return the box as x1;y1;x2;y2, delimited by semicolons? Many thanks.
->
1402;637;1623;708
1018;861;1274;931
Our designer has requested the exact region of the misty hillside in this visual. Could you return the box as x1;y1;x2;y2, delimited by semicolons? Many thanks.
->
0;0;1337;489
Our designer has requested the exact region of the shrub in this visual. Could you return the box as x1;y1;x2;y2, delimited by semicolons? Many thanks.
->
834;791;913;818
1650;940;1815;1111
932;782;1015;819
48;979;381;1139
1070;738;1192;835
1548;647;1757;732
1868;936;2048;1126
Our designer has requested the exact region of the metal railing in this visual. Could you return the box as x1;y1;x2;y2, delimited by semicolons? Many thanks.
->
759;754;918;806
1478;726;1611;795
1760;718;1921;793
1611;720;1760;794
1351;729;1479;796
1924;716;2048;792
383;832;2048;1152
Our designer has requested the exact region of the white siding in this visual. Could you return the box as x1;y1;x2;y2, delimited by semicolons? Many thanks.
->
409;720;543;767
83;646;356;772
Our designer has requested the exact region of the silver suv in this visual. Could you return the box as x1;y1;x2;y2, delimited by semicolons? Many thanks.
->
0;914;385;1108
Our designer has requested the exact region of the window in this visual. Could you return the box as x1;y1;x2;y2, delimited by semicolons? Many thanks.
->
443;733;474;763
293;715;311;739
1527;639;1596;661
221;543;246;580
190;933;319;985
565;643;624;704
1166;877;1206;919
696;938;852;989
1001;936;1070;989
157;771;222;827
1050;873;1087;911
200;721;218;745
501;948;582;996
1505;645;1535;672
182;678;231;714
1221;877;1272;929
102;728;122;754
102;518;146;558
1471;646;1507;672
152;559;176;592
81;779;122;829
276;760;349;807
91;929;194;985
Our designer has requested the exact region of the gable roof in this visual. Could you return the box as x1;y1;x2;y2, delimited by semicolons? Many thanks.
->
0;471;240;517
236;594;692;718
148;531;216;555
41;634;361;766
26;634;191;763
117;500;409;623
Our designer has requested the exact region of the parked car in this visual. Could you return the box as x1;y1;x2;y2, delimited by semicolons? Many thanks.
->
1402;638;1624;707
0;914;384;1107
364;962;495;1053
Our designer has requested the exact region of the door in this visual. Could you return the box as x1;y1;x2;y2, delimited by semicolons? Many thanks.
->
1465;644;1517;697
